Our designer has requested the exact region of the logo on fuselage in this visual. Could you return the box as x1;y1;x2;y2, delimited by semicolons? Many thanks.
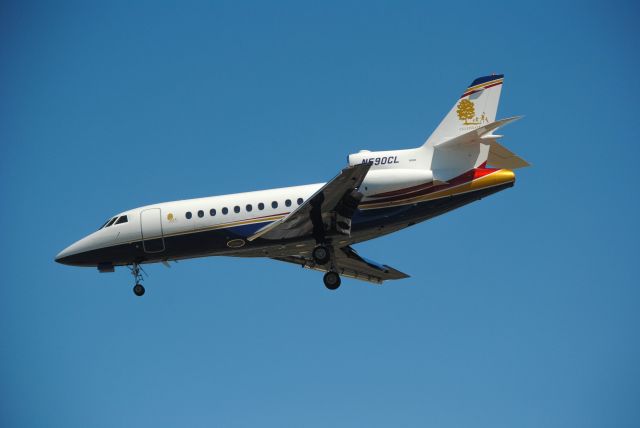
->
361;156;400;166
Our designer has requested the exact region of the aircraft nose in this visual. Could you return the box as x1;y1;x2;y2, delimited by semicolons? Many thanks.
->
55;243;79;265
54;234;100;266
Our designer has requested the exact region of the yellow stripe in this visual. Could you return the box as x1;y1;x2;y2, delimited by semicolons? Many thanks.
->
464;78;503;94
360;169;515;210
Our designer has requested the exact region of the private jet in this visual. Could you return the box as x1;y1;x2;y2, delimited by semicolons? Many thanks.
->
55;74;529;296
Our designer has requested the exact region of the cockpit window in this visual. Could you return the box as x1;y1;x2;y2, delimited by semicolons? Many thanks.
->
115;215;128;225
98;219;111;230
105;217;118;228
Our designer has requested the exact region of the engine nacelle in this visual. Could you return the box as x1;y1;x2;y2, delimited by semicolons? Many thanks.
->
359;168;433;197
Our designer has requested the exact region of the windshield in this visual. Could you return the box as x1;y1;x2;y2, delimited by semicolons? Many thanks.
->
105;217;118;228
98;217;118;230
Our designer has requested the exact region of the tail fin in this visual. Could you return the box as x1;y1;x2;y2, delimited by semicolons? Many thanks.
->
423;74;504;147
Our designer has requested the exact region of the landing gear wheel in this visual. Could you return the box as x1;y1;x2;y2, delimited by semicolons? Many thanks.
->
323;271;341;290
133;283;145;297
312;245;330;265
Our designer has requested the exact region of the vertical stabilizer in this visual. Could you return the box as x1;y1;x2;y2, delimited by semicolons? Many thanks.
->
423;74;504;148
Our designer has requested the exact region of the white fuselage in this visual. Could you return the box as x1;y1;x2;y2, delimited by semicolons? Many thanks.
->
57;183;325;262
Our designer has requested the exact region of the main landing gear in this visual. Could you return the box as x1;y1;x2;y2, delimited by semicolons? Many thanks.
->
312;245;331;265
129;263;145;297
313;245;342;290
323;271;341;290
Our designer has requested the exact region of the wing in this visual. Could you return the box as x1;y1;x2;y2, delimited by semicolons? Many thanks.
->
273;245;410;285
247;163;372;241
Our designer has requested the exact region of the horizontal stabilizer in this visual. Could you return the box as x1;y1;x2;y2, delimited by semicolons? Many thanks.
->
435;116;523;150
486;139;530;169
430;115;527;181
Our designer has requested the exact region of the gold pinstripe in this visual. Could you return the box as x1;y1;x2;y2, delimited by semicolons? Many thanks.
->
360;169;515;210
105;170;514;247
116;213;289;246
463;78;504;95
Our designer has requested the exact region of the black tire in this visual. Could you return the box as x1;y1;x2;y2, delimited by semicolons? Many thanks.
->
312;245;330;265
133;283;145;296
323;271;341;290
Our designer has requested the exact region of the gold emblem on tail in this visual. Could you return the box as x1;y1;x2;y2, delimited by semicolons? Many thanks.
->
456;99;489;125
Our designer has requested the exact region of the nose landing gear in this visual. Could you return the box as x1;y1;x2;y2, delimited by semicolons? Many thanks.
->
133;283;145;296
129;263;146;297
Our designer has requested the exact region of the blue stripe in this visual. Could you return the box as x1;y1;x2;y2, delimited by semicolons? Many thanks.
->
468;74;504;88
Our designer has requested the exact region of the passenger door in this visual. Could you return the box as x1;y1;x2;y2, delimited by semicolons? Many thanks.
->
140;208;165;253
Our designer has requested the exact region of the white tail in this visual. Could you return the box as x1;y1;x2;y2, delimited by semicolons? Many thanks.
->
424;74;504;148
349;74;527;194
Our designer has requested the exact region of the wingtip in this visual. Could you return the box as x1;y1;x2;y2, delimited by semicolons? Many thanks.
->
502;115;524;123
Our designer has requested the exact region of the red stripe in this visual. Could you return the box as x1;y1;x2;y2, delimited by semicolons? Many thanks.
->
361;167;498;206
460;81;503;99
369;180;435;198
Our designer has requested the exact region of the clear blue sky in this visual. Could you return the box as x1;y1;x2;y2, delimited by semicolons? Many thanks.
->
2;1;639;427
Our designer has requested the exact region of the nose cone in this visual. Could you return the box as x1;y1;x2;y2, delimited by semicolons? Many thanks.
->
55;233;102;266
55;241;84;265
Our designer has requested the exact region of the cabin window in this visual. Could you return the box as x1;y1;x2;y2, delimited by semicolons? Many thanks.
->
115;215;128;225
246;204;252;212
210;208;216;216
105;217;118;228
234;206;240;213
197;210;204;218
258;203;265;210
186;211;192;219
222;207;228;215
297;198;303;205
272;201;278;209
285;199;292;207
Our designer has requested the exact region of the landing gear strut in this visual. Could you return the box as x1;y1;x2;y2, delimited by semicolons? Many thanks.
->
129;263;146;297
314;244;341;290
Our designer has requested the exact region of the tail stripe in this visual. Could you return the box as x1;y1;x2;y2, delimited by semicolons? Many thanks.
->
460;76;504;99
